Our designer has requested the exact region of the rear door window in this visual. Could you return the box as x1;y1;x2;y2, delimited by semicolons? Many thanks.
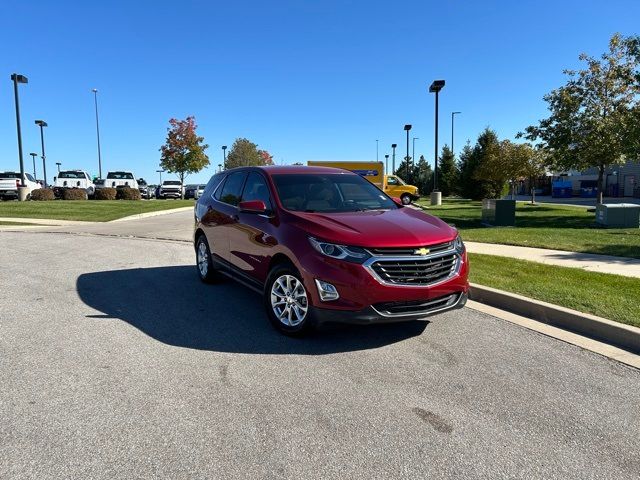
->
215;172;247;206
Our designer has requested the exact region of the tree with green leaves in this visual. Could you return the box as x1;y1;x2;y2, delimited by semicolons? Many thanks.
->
159;116;210;199
225;138;274;169
458;129;505;200
521;33;640;204
438;145;459;197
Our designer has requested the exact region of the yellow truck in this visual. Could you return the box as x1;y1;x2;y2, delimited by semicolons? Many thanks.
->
307;161;420;205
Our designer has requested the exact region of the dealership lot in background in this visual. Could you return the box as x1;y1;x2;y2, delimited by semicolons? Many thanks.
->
1;231;639;479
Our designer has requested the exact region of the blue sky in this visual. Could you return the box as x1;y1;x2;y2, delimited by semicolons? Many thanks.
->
1;0;639;184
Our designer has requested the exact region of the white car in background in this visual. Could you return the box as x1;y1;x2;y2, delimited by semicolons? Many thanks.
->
0;171;41;200
158;180;184;199
105;171;138;189
53;170;95;197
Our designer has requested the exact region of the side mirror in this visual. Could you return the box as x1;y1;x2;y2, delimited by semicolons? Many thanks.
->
239;200;267;214
391;197;403;207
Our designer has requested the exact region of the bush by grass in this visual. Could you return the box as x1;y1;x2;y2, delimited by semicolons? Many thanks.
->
116;187;141;201
62;188;88;201
30;189;55;201
94;188;117;200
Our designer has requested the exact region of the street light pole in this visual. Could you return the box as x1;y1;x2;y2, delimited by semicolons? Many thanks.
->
56;162;61;174
92;89;103;179
391;144;397;174
412;137;419;169
376;139;379;162
30;153;37;179
429;80;445;194
451;111;461;157
11;73;28;192
222;146;227;169
35;120;48;188
403;125;412;181
156;169;164;184
384;154;389;175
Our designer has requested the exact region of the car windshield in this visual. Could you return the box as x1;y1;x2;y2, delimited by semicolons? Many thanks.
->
272;173;397;213
0;172;20;179
59;171;85;179
107;172;134;179
163;181;181;185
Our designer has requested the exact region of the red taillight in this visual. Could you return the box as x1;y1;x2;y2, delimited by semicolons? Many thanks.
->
16;179;20;188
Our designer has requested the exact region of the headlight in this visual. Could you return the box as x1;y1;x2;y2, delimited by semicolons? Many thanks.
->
309;237;370;264
454;234;465;254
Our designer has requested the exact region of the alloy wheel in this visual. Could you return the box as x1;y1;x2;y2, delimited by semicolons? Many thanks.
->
197;240;209;278
270;274;308;327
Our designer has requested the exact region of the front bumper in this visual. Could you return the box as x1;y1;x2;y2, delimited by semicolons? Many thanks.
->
160;190;181;198
311;292;467;325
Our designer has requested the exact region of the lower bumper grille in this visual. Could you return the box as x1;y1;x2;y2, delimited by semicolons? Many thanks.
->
373;293;461;316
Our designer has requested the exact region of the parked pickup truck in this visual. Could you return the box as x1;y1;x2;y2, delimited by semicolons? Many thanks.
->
158;180;184;199
0;171;41;200
53;170;95;198
105;171;138;189
307;161;420;205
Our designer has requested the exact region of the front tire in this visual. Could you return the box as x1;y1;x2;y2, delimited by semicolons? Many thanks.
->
401;193;412;205
264;265;314;335
195;235;218;283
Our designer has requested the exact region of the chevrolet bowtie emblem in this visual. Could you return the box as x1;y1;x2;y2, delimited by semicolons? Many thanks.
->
414;247;430;256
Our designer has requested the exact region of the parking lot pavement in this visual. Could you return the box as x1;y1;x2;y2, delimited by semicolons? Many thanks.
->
2;232;639;479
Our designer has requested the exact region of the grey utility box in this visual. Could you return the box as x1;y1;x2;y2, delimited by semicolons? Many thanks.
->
482;199;516;226
596;203;640;228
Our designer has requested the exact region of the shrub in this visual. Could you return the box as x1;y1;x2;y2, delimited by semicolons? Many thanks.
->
62;188;88;200
94;188;117;200
30;188;55;201
116;187;141;201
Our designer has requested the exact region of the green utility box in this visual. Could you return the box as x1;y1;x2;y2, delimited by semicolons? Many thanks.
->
481;199;516;226
595;203;640;228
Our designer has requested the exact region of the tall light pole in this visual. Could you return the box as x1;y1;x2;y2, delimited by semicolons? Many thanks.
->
30;153;38;179
429;80;445;194
156;169;164;184
35;120;48;188
403;125;412;181
451;111;461;157
391;144;397;174
56;162;62;174
11;73;28;194
222;145;227;169
384;154;389;175
92;89;103;179
376;139;379;162
412;137;419;169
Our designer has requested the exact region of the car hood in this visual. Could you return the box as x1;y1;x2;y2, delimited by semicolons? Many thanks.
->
287;207;456;247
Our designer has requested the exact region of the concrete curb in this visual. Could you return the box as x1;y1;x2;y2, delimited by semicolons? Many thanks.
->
469;283;640;354
109;206;194;222
0;217;93;226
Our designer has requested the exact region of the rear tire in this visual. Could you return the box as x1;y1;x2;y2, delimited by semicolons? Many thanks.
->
401;194;412;205
195;235;219;283
264;264;315;336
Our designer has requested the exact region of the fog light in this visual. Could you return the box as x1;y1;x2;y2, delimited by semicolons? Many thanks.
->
315;279;339;301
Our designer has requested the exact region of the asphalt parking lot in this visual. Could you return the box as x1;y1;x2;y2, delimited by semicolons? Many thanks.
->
2;229;640;479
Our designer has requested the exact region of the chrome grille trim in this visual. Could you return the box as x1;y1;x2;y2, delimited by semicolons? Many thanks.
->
366;240;454;257
371;292;463;317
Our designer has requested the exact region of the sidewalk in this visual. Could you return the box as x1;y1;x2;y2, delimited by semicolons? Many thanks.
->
466;241;640;279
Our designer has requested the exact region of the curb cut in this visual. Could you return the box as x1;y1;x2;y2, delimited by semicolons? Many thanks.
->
109;206;194;222
469;283;640;354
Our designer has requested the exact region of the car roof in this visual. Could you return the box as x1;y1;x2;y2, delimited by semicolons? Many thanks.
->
223;165;355;175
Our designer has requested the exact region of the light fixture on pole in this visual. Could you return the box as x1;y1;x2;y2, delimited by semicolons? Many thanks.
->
156;169;164;184
403;125;412;181
56;162;62;174
391;144;397;174
11;73;28;196
30;152;38;179
429;80;445;201
222;146;227;169
35;120;48;188
384;154;389;175
92;89;103;179
451;111;461;157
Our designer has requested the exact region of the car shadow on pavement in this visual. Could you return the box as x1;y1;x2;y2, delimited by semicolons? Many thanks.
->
76;266;428;355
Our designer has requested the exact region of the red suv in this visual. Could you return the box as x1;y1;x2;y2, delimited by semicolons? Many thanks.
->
194;166;469;334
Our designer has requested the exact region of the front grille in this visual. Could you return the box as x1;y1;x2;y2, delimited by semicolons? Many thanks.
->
369;253;458;285
367;240;453;256
373;293;459;316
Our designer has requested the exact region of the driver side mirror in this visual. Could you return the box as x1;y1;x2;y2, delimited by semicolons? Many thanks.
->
239;200;267;214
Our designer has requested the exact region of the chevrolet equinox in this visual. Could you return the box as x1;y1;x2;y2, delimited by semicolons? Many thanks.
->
194;166;469;335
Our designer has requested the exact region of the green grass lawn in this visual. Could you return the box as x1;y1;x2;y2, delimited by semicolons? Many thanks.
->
469;253;640;327
0;220;40;226
0;200;194;222
416;199;640;259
